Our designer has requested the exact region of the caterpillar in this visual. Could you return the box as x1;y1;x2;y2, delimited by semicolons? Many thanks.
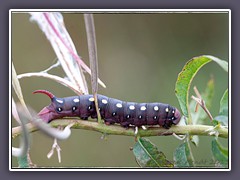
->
33;90;181;129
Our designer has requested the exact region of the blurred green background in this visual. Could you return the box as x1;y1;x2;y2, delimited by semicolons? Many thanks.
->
11;12;229;168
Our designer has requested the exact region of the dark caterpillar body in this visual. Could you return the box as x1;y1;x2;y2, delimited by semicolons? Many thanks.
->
34;90;181;129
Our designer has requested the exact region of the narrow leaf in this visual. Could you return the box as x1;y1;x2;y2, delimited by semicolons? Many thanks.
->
18;105;73;140
190;135;199;147
17;155;29;168
32;12;89;94
12;123;30;158
34;118;73;140
12;98;21;124
211;139;228;167
175;55;228;121
205;55;228;72
84;14;98;95
12;63;32;119
12;106;30;158
84;14;101;122
18;72;83;95
219;89;228;116
174;142;195;167
214;89;228;126
133;138;173;168
175;56;211;119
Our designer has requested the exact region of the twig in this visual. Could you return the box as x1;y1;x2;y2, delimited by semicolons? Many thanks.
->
12;119;228;139
47;138;62;163
191;86;213;121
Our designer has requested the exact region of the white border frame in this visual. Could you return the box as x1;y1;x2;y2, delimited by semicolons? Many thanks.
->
9;9;231;171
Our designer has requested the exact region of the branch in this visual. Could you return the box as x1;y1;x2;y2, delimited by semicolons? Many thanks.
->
12;119;228;139
191;86;213;121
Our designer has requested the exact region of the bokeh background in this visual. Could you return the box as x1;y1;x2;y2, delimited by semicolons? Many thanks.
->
11;12;229;168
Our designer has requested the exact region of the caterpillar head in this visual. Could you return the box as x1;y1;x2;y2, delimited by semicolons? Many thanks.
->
33;90;75;123
162;108;181;129
172;108;181;125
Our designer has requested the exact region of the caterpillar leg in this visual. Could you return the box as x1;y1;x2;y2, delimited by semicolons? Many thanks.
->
134;126;138;135
134;126;147;136
162;120;173;129
120;121;132;128
104;121;115;126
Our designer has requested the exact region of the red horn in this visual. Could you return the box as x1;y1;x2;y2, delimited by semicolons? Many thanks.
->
33;90;55;99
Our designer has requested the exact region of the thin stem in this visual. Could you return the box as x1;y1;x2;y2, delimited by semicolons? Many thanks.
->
12;119;228;139
192;86;213;121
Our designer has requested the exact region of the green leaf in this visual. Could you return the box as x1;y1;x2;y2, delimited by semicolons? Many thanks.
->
174;142;195;167
214;89;228;126
212;119;220;126
190;135;199;147
219;89;228;116
175;55;228;120
211;139;228;167
133;137;173;168
214;116;228;126
205;55;228;72
17;155;29;168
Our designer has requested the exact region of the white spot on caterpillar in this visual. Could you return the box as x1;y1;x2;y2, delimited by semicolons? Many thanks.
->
89;97;94;102
72;106;77;111
141;125;147;130
129;105;135;110
126;115;130;119
73;98;79;103
116;103;122;108
88;106;91;110
56;99;63;103
112;112;116;116
165;107;169;112
138;115;142;119
57;107;62;112
154;106;159;111
153;116;157;120
140;106;146;111
134;126;138;135
102;99;108;104
172;117;175;120
172;110;175;114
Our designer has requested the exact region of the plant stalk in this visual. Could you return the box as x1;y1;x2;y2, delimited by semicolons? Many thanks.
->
12;119;228;139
